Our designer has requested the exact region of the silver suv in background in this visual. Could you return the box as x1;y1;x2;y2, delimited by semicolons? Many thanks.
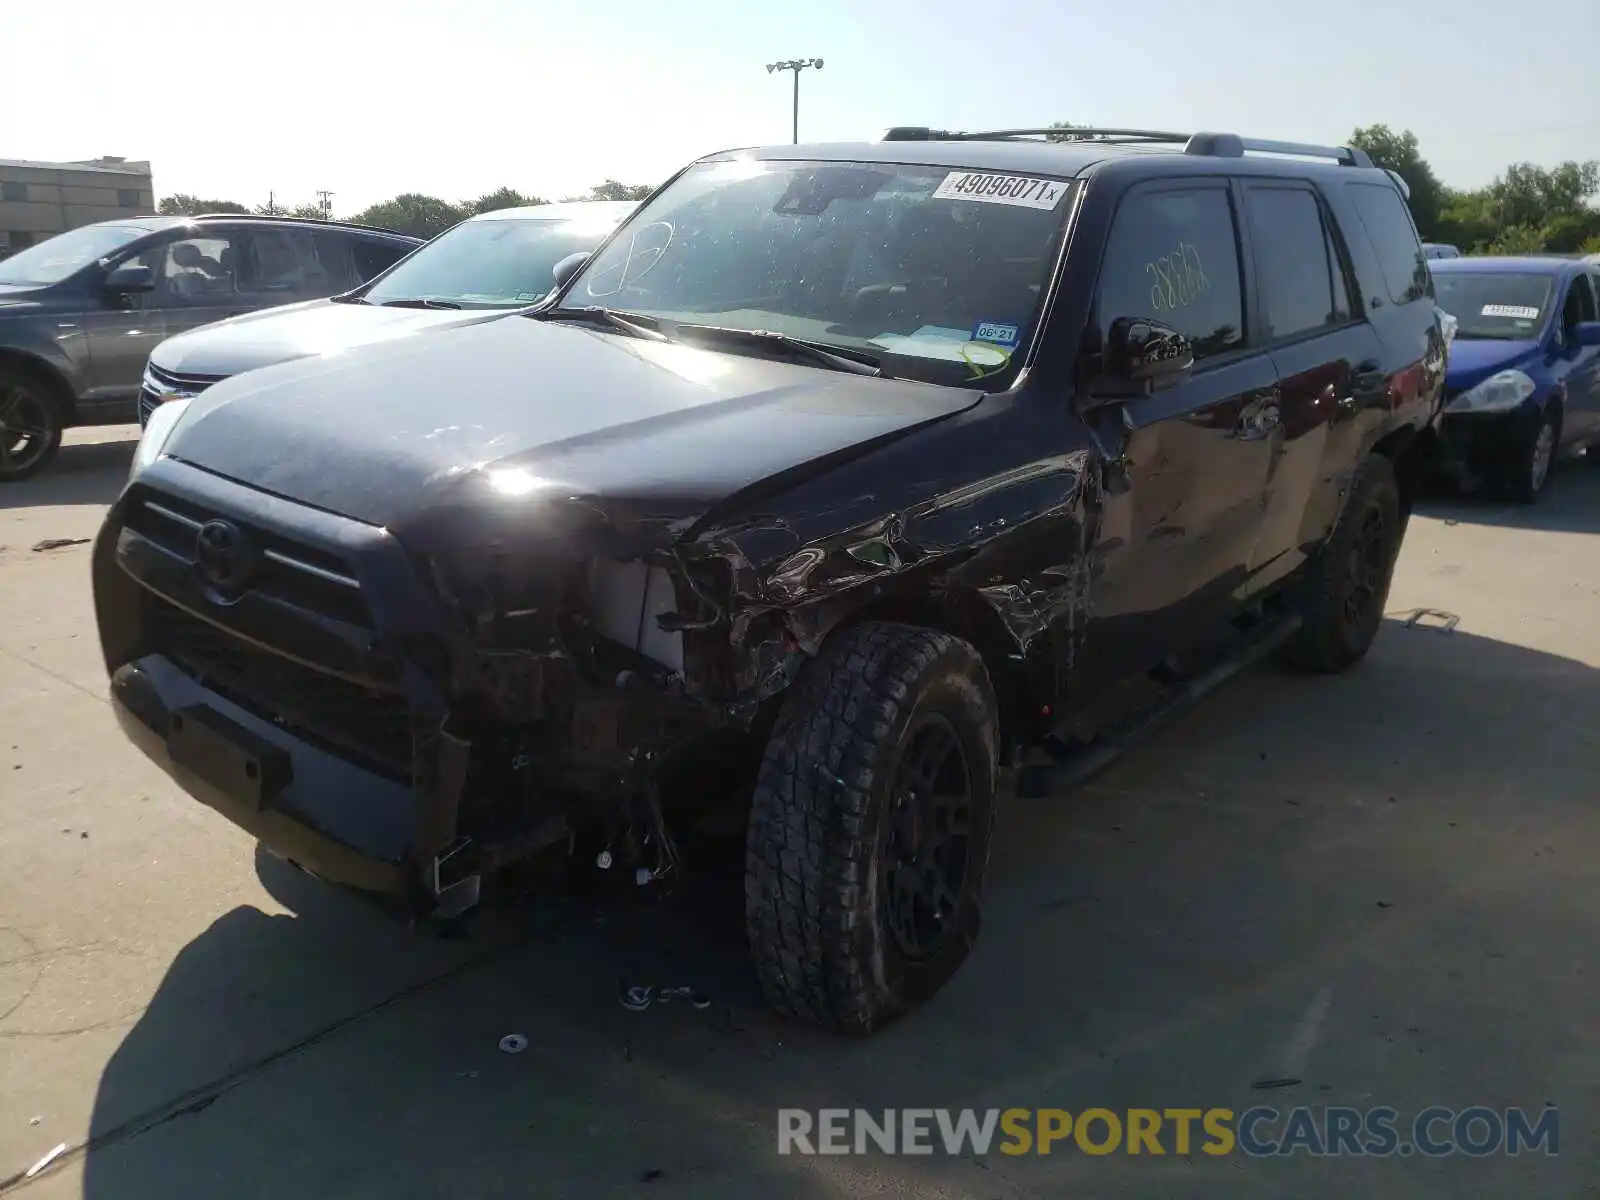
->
0;214;419;480
139;200;638;428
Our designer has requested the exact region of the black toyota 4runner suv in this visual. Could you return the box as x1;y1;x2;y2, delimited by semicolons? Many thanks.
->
95;127;1446;1033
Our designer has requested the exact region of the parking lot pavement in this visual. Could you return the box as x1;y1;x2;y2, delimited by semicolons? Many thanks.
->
3;431;1599;1197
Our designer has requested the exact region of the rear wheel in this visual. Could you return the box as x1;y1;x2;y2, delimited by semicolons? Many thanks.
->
0;368;65;483
745;622;999;1033
1281;454;1402;674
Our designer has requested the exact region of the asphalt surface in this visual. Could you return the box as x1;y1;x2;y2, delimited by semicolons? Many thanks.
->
2;429;1598;1199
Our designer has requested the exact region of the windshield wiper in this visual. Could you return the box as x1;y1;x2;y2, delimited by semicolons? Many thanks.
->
534;305;671;342
677;325;884;377
378;297;463;310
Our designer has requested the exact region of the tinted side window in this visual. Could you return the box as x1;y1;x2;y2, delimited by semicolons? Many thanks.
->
237;227;336;301
1562;273;1596;327
1244;186;1345;340
313;231;356;290
352;237;412;282
1098;185;1245;361
1346;183;1429;306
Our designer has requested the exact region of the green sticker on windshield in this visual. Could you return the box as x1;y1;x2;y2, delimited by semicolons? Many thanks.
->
960;341;1012;380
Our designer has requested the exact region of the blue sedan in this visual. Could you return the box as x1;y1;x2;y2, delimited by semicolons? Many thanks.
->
1427;255;1600;502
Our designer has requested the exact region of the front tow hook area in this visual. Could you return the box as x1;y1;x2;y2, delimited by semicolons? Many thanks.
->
108;657;415;896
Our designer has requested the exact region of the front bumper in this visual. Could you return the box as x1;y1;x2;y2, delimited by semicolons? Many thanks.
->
110;653;415;893
1423;400;1540;479
94;458;457;897
94;457;706;905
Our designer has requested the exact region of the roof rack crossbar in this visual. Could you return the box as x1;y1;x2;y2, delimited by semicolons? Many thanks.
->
180;212;413;237
1184;133;1373;168
880;125;1375;170
881;126;1191;143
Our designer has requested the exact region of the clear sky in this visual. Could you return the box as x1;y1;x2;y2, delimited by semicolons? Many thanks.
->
4;0;1596;216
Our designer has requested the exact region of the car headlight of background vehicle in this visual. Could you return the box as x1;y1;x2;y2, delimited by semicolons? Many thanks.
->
1445;369;1536;415
130;396;192;479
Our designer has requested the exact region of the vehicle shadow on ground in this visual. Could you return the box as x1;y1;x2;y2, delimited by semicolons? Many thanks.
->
79;619;1600;1197
0;438;133;512
1416;459;1600;534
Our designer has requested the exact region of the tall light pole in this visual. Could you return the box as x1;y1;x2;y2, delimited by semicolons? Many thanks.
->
766;58;823;144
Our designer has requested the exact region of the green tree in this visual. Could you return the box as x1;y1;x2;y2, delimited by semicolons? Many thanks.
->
287;202;329;220
581;179;655;202
1349;125;1445;238
1047;120;1118;142
1434;160;1600;254
350;194;467;239
158;194;248;216
466;187;546;215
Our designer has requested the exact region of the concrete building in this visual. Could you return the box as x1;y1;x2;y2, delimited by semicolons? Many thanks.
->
0;157;155;257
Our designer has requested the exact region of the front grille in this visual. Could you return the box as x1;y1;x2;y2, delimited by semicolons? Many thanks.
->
124;489;371;629
139;364;226;428
150;596;413;779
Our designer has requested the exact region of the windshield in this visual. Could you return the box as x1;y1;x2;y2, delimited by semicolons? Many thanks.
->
558;158;1076;388
0;224;152;286
363;214;624;308
1433;272;1554;340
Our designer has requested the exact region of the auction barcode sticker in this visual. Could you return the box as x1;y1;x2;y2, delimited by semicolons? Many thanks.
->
933;172;1068;210
1482;304;1540;320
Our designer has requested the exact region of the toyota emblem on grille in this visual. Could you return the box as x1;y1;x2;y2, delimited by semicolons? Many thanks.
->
194;519;256;590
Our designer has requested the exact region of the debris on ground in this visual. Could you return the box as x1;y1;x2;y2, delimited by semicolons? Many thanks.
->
619;983;711;1011
621;984;654;1011
498;1034;529;1054
24;1143;68;1179
1250;1078;1301;1091
1394;607;1460;633
30;538;91;553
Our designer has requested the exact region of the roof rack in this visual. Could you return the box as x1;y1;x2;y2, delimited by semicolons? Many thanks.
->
183;212;414;237
880;126;1374;169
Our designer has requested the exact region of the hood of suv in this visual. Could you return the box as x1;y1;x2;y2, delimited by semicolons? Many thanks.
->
149;298;508;377
166;316;981;536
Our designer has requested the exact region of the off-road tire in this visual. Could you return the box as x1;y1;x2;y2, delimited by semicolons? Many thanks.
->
745;622;1000;1033
1281;454;1402;674
0;366;65;483
1493;405;1560;504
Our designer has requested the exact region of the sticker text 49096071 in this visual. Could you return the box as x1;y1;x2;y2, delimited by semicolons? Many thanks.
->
1146;242;1209;313
933;172;1069;211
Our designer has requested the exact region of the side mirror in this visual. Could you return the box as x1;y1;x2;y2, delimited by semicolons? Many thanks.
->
551;251;591;291
1571;321;1600;350
1084;317;1194;405
104;262;155;294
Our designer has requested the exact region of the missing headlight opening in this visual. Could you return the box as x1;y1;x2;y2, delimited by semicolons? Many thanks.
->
413;535;783;910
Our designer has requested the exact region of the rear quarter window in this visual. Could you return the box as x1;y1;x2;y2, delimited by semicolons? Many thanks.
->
1345;183;1430;307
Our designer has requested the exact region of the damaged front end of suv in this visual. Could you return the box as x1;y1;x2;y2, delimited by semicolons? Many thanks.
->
95;146;1095;1030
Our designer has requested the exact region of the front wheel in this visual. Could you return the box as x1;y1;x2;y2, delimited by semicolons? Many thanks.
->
745;622;1000;1033
0;369;65;483
1281;454;1403;674
1495;406;1559;504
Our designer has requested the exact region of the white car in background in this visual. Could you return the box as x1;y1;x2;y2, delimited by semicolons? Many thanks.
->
138;199;638;426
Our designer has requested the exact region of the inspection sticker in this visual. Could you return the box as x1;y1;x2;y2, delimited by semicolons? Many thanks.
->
933;171;1068;209
1482;304;1540;320
973;320;1021;347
